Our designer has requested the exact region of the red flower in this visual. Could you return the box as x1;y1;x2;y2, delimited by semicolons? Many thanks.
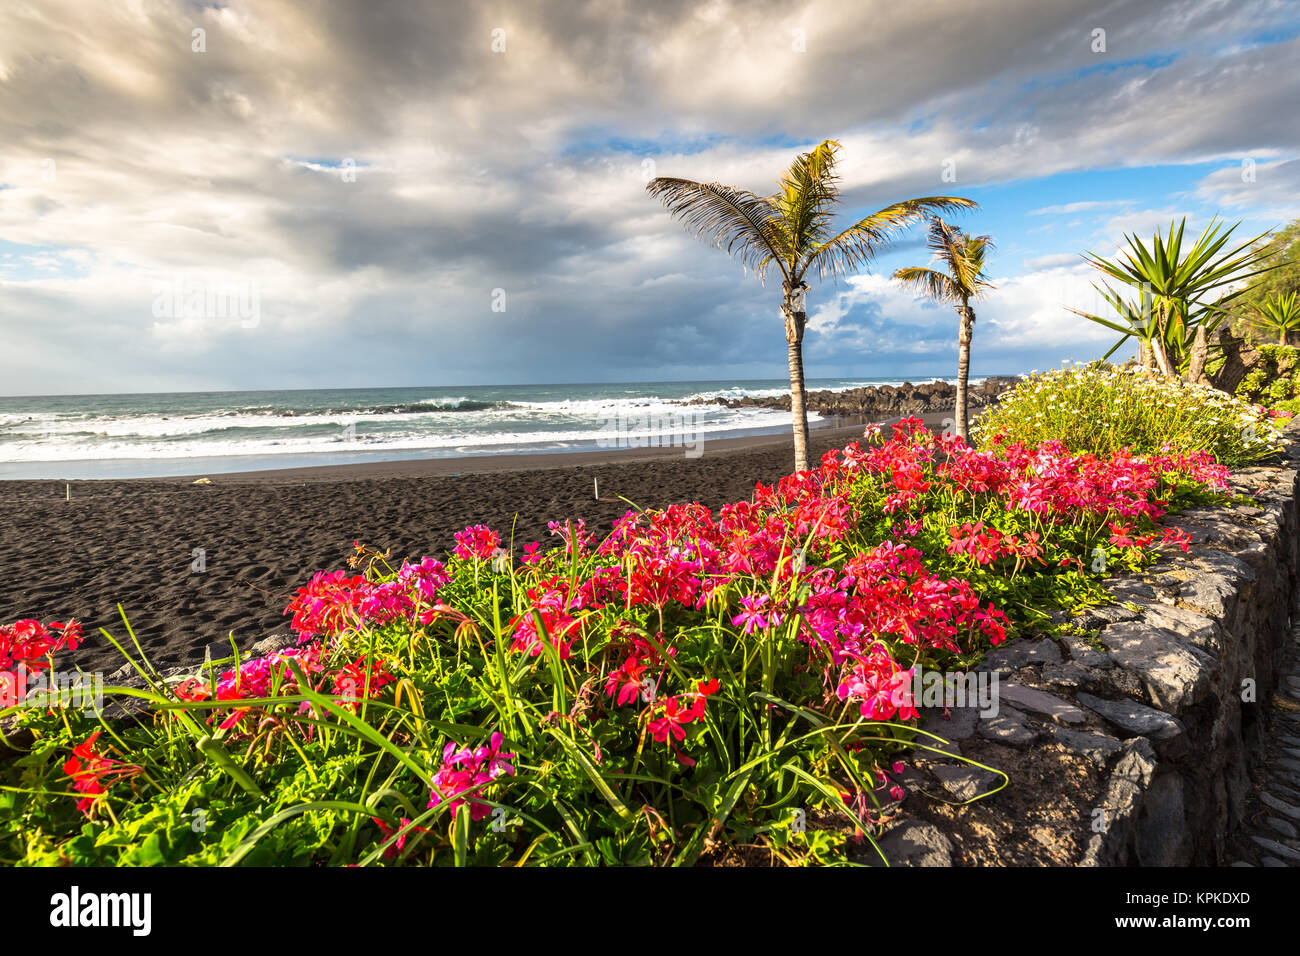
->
63;731;141;817
1107;521;1136;547
646;687;713;765
283;570;370;642
648;697;692;744
605;657;647;707
332;656;396;713
372;816;429;860
1159;526;1192;553
453;524;502;561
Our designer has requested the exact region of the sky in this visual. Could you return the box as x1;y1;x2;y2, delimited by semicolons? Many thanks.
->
1;0;1298;396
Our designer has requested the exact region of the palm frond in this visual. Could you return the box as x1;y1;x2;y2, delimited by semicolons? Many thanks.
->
767;140;842;267
645;177;789;280
947;229;996;299
805;196;978;280
891;266;960;304
1067;283;1157;338
1079;217;1279;370
1258;290;1300;338
892;215;994;305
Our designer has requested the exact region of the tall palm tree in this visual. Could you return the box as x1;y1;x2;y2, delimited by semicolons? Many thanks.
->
891;218;995;441
646;140;975;472
1257;290;1300;345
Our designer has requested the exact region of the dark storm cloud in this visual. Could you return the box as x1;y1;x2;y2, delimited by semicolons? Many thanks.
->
0;0;1297;392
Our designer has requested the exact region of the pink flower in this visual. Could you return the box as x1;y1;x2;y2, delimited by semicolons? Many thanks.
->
427;731;516;821
836;648;919;722
478;731;516;778
605;657;647;707
453;525;501;561
731;594;784;636
397;557;451;601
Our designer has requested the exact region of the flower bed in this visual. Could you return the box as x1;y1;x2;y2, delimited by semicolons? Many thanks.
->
0;419;1236;866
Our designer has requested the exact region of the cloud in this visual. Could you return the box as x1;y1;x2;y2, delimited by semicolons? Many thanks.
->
1029;200;1135;216
0;0;1296;393
799;261;1128;378
1024;252;1083;269
1195;157;1300;213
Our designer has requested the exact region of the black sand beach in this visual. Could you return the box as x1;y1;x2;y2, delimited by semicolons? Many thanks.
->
4;417;942;676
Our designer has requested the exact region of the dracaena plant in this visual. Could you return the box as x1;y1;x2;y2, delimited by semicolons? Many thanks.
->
1072;218;1276;377
1257;290;1300;346
646;139;975;472
891;217;995;441
1080;285;1163;364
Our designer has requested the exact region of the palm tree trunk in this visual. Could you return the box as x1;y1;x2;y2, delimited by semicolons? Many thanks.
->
1185;323;1208;384
1152;302;1175;377
955;303;974;441
782;287;810;473
1151;337;1175;377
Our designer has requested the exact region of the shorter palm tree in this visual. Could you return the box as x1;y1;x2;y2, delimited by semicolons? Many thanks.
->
891;218;994;440
1258;290;1300;345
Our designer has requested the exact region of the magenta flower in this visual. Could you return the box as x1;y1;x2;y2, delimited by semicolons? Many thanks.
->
427;731;516;821
453;525;502;561
477;732;516;778
731;594;783;636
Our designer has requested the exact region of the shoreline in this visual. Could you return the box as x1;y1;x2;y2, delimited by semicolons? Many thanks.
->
4;415;901;486
179;416;890;484
0;374;1010;483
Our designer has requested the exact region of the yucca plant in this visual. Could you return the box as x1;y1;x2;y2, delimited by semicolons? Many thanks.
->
1072;218;1275;377
1084;285;1163;366
1257;290;1300;345
646;140;975;472
891;217;995;440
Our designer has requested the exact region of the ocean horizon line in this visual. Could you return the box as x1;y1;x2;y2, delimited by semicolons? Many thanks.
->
0;372;1018;402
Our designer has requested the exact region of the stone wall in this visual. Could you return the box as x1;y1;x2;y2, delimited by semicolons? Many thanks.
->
874;422;1300;866
1081;438;1300;864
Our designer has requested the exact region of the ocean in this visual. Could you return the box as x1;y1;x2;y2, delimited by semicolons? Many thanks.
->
0;378;960;480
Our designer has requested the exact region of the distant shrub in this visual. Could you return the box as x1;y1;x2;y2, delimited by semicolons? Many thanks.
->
1231;344;1300;410
973;365;1285;466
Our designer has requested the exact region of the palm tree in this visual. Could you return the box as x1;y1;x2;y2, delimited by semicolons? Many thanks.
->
646;140;975;472
1257;290;1300;345
891;218;995;441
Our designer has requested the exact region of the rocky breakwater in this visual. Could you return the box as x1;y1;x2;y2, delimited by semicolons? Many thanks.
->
680;376;1019;420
